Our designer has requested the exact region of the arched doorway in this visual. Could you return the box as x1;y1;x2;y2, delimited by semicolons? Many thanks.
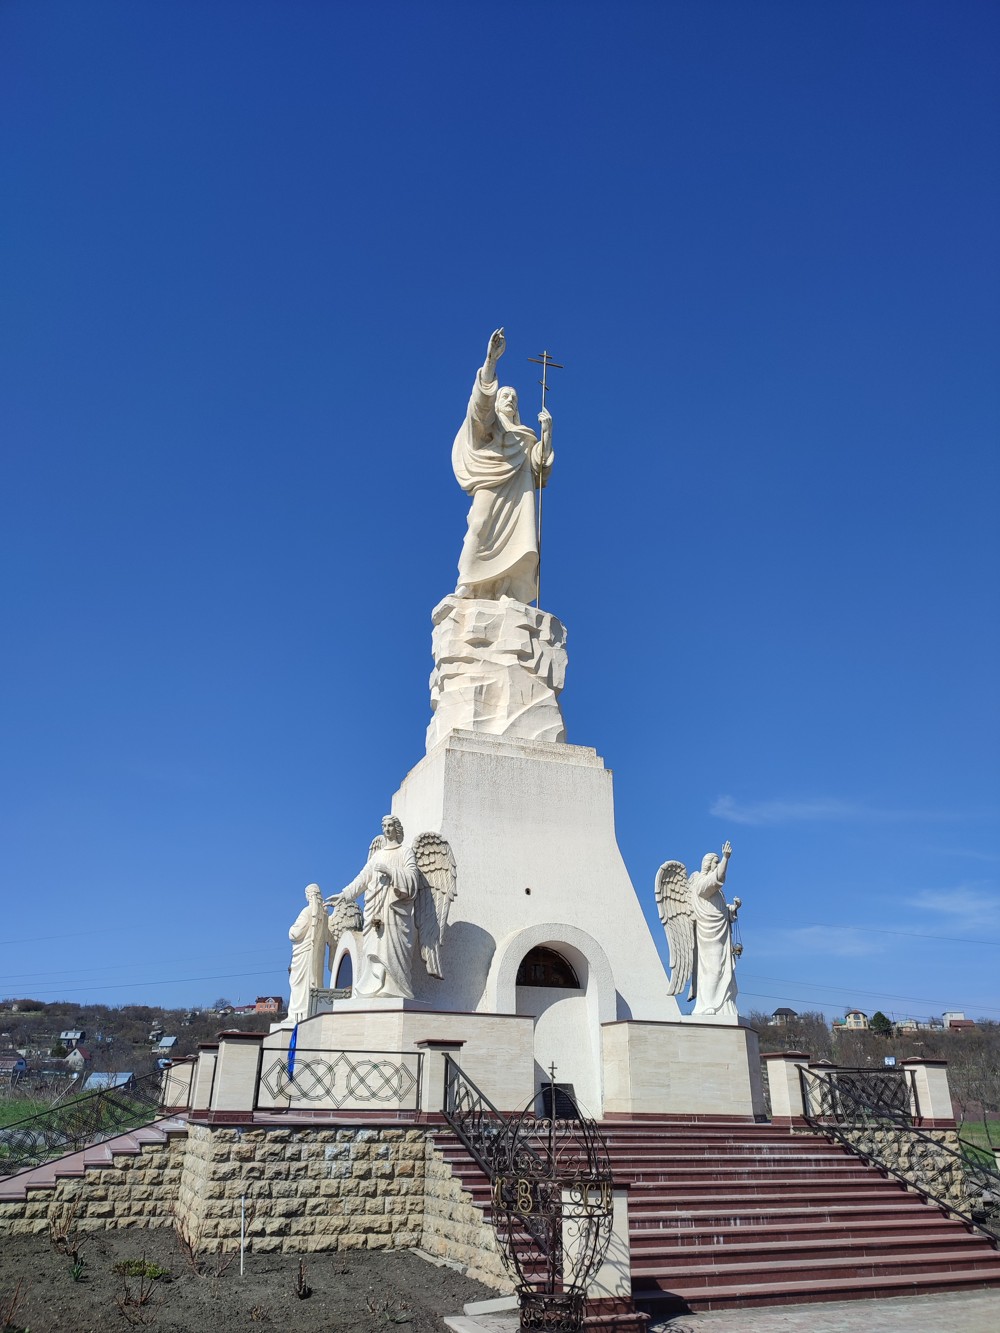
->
487;925;616;1118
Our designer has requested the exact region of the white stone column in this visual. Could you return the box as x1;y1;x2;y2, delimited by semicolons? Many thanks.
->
415;1038;466;1115
160;1057;195;1111
191;1046;217;1112
900;1058;956;1126
210;1032;264;1114
562;1185;632;1304
760;1051;812;1124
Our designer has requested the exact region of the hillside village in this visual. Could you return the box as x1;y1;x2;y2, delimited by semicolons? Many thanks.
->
2;995;997;1134
0;997;283;1102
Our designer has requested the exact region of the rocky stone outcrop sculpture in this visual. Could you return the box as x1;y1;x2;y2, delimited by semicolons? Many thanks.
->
427;594;567;748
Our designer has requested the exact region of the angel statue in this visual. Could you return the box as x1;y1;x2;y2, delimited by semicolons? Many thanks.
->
655;840;742;1018
328;815;457;1001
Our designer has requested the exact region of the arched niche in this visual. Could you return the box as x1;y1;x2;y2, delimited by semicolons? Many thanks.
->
486;922;616;1024
330;932;360;995
516;946;580;989
486;923;616;1118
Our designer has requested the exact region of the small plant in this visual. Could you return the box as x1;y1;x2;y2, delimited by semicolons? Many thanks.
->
115;1266;160;1328
48;1203;83;1265
0;1276;30;1333
69;1259;86;1283
294;1259;311;1299
248;1305;270;1322
365;1289;412;1324
177;1233;236;1280
112;1260;169;1281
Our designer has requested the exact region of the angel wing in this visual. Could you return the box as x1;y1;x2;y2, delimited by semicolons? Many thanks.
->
655;861;696;998
368;833;385;860
328;896;363;941
412;831;457;979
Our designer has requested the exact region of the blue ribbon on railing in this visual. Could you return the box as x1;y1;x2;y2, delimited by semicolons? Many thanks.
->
287;1023;298;1081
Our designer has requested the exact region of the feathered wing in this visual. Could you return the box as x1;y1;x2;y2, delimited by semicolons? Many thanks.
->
368;833;385;860
328;896;363;941
412;832;457;979
655;861;696;998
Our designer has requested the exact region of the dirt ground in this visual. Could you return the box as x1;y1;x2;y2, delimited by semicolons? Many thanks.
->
0;1228;493;1333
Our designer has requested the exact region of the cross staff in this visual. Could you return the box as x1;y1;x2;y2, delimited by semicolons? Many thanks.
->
527;350;563;607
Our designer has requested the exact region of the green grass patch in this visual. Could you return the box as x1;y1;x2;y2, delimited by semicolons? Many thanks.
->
958;1119;1000;1167
0;1099;50;1128
113;1259;170;1280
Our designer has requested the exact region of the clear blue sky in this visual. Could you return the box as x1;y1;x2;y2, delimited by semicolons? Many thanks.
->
2;2;997;1025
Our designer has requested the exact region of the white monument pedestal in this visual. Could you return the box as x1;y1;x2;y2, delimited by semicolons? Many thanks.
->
320;727;765;1121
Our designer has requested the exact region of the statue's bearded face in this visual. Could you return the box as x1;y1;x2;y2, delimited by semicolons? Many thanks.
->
496;387;519;424
382;815;403;844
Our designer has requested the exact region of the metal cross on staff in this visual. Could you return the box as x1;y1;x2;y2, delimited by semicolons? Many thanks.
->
527;349;563;607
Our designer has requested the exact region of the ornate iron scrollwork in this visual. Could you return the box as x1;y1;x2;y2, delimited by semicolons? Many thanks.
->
800;1065;1000;1240
444;1058;613;1333
0;1071;164;1181
258;1049;419;1110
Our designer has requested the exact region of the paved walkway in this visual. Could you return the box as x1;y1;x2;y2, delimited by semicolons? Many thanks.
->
446;1288;1000;1333
650;1286;1000;1331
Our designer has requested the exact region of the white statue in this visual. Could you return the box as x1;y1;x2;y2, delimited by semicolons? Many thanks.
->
329;815;457;1000
453;328;553;604
655;841;742;1018
287;884;332;1023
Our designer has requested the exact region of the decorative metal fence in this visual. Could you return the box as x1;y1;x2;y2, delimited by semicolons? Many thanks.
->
800;1064;1000;1240
254;1048;422;1113
444;1056;614;1333
0;1071;164;1181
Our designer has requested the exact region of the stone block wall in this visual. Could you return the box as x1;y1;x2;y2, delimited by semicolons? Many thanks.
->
838;1125;973;1210
0;1133;186;1237
0;1122;509;1291
421;1138;510;1291
175;1124;431;1258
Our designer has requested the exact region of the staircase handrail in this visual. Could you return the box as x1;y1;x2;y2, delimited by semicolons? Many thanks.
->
0;1069;165;1182
799;1064;1000;1240
441;1056;615;1333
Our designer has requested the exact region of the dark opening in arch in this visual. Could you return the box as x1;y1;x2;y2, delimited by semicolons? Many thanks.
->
515;946;580;989
334;953;353;990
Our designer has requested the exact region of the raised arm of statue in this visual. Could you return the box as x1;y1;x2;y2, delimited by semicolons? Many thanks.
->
717;841;732;886
482;327;505;383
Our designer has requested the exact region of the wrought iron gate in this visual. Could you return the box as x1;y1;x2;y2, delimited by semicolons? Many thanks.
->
443;1057;614;1332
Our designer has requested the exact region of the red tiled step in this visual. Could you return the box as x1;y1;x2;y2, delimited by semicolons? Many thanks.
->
0;1116;188;1201
635;1266;1000;1313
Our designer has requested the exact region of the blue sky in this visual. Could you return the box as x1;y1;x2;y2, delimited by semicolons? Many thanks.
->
2;2;998;1024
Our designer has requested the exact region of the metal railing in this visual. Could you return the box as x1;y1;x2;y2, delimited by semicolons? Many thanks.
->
800;1064;1000;1240
254;1047;423;1113
443;1056;614;1333
0;1071;165;1182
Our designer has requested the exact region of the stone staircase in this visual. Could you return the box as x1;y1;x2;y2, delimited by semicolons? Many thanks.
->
0;1116;188;1202
432;1117;1000;1313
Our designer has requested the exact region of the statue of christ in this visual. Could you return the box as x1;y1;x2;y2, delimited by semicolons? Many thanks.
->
452;328;553;604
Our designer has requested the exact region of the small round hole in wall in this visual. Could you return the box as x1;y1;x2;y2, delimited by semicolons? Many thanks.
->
525;887;531;895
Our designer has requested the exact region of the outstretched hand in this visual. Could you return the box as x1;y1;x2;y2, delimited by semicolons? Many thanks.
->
722;840;733;859
486;327;506;371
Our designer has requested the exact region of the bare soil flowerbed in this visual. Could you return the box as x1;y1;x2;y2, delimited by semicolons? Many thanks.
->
0;1228;493;1333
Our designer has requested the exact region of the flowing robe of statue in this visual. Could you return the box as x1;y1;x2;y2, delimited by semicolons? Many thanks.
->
690;860;737;1017
342;842;421;1000
288;886;329;1023
452;368;551;605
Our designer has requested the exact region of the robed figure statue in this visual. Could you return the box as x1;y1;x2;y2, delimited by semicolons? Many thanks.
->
330;816;457;1001
655;841;742;1018
453;328;553;604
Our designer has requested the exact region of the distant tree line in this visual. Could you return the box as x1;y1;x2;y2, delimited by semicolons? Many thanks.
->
746;1009;1000;1138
